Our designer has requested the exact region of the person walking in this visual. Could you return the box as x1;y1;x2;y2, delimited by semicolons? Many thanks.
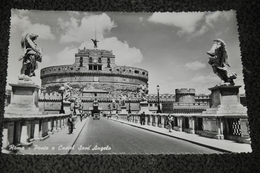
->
168;115;173;132
67;114;74;134
140;111;145;125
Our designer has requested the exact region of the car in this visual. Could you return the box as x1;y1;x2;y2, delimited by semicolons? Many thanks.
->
93;113;100;120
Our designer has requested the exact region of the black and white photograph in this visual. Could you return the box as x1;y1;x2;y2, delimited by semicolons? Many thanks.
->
2;9;251;155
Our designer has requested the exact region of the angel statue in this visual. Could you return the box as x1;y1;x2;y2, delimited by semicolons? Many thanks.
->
119;91;128;106
19;33;42;77
137;84;148;101
207;38;237;86
63;83;73;101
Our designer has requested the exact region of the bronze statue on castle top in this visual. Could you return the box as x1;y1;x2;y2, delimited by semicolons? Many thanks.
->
91;39;99;48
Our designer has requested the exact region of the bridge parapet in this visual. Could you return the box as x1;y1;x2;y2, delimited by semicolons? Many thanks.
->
111;112;250;144
3;113;70;153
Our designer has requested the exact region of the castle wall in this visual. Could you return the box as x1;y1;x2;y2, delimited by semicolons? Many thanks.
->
175;88;196;103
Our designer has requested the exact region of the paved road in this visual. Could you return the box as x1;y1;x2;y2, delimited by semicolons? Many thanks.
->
69;117;222;154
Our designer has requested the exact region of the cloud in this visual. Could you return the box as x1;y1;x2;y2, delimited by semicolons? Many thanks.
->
11;12;55;40
58;13;117;44
55;46;78;65
148;12;205;34
184;61;206;70
205;11;234;27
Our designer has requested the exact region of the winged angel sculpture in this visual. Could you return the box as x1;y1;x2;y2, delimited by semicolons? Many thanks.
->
207;39;237;86
19;33;42;77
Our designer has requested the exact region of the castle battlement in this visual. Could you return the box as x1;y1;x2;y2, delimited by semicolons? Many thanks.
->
175;88;196;95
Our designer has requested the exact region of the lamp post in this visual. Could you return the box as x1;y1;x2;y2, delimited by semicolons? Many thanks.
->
156;85;161;113
41;87;46;112
128;97;131;114
59;86;65;114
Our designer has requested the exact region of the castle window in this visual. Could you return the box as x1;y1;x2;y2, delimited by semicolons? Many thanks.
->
134;70;139;74
89;57;93;63
89;65;93;70
80;57;83;67
107;58;110;63
98;58;102;63
142;72;145;75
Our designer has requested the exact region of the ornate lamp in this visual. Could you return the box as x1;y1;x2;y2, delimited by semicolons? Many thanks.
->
59;86;65;114
156;85;161;113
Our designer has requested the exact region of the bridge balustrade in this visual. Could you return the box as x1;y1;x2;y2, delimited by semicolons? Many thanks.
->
112;113;250;143
3;114;70;150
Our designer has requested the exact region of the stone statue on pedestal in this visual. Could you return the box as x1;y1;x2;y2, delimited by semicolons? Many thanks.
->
207;39;237;86
19;33;42;77
119;92;127;106
137;84;148;101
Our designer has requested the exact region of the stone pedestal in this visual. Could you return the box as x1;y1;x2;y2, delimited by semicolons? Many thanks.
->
5;83;40;115
119;106;128;114
201;85;248;140
137;101;153;114
4;83;46;147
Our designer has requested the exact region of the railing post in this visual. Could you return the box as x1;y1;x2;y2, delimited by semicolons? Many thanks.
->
2;122;12;149
217;117;224;140
41;119;50;140
57;118;61;130
33;119;41;140
155;115;158;127
179;117;183;132
48;118;54;134
190;117;195;134
15;121;22;145
161;115;165;128
20;120;32;146
145;114;148;125
53;118;59;132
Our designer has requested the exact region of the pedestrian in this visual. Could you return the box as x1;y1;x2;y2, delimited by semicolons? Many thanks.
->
168;114;173;132
72;112;77;129
67;114;73;134
140;111;145;125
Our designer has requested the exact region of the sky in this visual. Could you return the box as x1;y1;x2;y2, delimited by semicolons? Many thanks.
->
7;9;245;95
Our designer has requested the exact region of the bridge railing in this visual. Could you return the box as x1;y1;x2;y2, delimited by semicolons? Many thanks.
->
3;114;70;151
111;113;250;144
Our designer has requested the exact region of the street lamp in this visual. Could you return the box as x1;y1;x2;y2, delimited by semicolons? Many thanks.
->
156;85;161;113
128;97;131;114
41;87;46;112
59;86;65;114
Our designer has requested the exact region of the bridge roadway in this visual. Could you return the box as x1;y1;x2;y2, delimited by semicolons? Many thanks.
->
19;116;223;154
69;117;222;154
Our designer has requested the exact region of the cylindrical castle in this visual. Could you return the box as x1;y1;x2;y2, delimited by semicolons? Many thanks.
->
40;48;148;97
